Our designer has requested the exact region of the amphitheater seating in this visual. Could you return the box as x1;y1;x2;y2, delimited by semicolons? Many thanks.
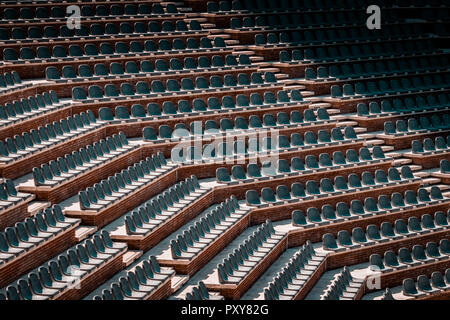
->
383;114;450;136
100;89;306;122
0;205;79;265
402;269;450;297
0;231;127;300
217;221;284;284
0;179;33;212
264;241;327;300
3;37;229;63
71;72;281;102
0;3;179;21
32;133;136;187
246;166;417;207
0;91;67;128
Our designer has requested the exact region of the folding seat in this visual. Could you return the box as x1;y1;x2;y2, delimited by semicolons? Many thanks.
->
142;126;158;141
97;43;113;56
168;58;183;71
165;79;180;92
45;67;61;80
246;190;261;206
441;159;450;174
50;45;67;58
261;187;277;203
306;207;324;225
96;107;114;122
221;74;235;87
210;76;223;88
263;114;277;127
207;1;220;12
235;95;247;108
322;233;342;251
338;230;360;249
114;106;130;120
434;136;447;150
211;37;226;49
162;102;177;115
161;21;175;33
113;42;129;55
330;85;343;98
138;41;156;54
11;27;27;40
403;278;425;297
320;178;335;193
154;59;169;72
87;85;104;99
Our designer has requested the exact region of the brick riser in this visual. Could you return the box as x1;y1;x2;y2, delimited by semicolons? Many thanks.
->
416;290;450;300
0;226;78;288
0;86;42;105
145;276;174;300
